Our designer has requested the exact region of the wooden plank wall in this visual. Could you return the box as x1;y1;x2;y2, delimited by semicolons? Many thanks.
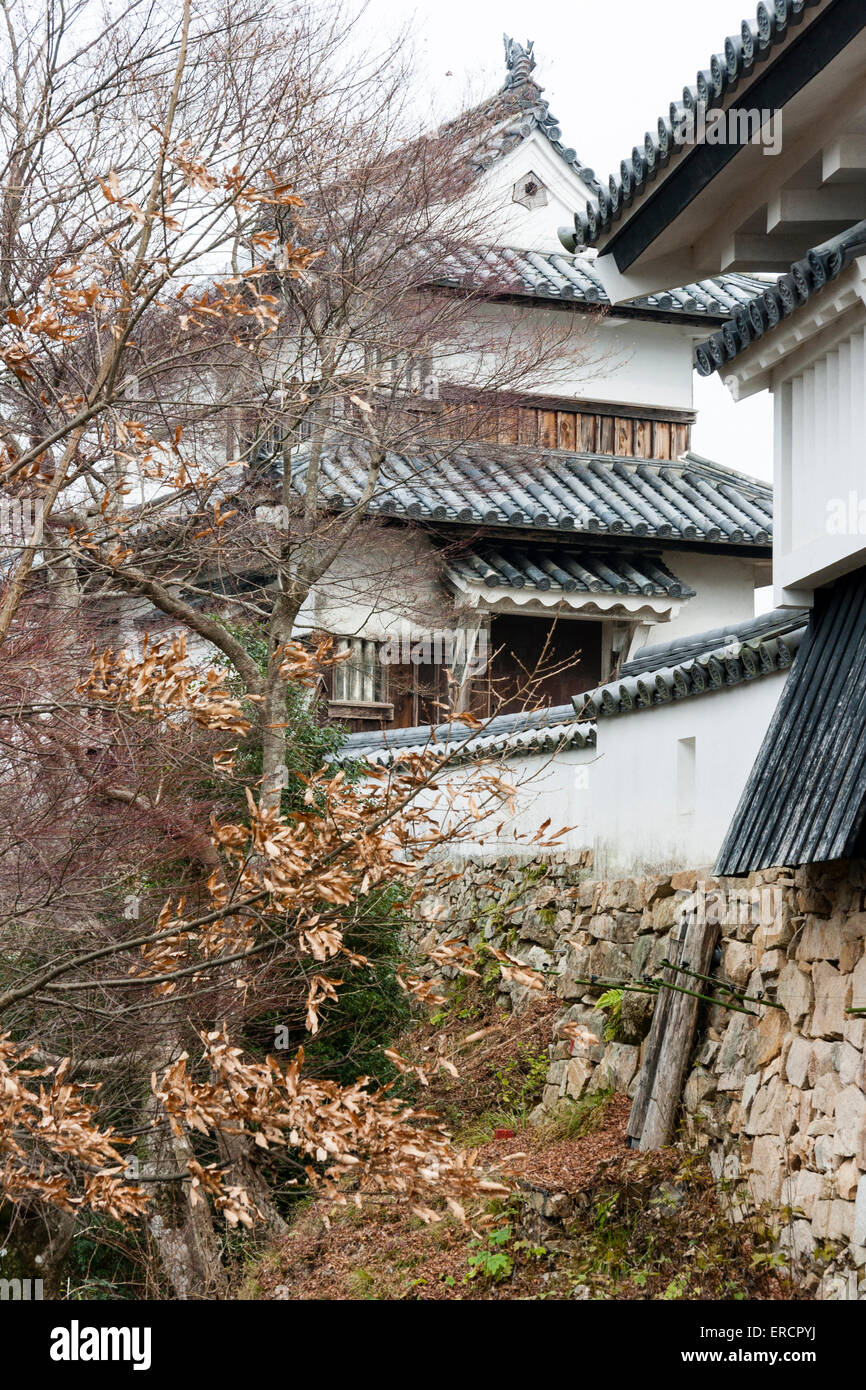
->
425;404;690;460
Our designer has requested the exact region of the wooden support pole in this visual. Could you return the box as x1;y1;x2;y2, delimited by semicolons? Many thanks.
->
626;918;685;1146
627;910;719;1150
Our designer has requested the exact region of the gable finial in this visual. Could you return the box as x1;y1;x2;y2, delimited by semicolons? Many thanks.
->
503;35;538;90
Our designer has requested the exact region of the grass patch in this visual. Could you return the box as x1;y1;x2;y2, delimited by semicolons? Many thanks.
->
537;1087;615;1142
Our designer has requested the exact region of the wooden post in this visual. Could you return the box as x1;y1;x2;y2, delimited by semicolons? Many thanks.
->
626;916;686;1145
627;906;719;1150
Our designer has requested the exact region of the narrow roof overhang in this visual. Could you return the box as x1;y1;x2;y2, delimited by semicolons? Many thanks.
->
573;0;866;302
700;250;866;398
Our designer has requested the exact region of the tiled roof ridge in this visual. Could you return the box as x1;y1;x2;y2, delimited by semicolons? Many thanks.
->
576;616;807;721
502;36;541;93
694;219;866;375
676;450;773;491
620;605;808;676
560;0;824;253
331;702;595;768
447;36;603;196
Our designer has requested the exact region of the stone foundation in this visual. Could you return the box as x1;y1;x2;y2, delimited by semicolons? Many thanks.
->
415;853;866;1295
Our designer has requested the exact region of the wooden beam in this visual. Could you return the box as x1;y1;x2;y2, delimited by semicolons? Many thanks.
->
614;417;633;456
498;389;696;426
497;406;520;445
672;423;690;457
767;186;866;232
557;411;576;450
634;418;652;458
627;928;685;1147
628;910;719;1150
517;410;538;446
822;136;866;185
578;413;596;452
539;411;557;449
639;914;719;1149
652;420;671;460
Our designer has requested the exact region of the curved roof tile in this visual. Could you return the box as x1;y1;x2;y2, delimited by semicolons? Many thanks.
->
444;245;771;320
444;543;694;599
694;220;866;375
576;621;805;721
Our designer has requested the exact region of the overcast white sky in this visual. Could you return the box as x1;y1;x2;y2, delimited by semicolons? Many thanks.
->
366;0;775;484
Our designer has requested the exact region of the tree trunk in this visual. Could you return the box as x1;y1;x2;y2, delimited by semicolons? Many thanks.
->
141;1084;228;1300
0;1199;75;1298
217;1132;288;1240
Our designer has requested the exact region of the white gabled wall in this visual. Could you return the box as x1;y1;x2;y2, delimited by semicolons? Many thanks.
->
471;129;596;255
448;127;699;413
589;674;785;877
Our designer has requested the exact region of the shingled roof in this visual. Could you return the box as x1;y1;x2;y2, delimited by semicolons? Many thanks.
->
694;219;866;375
560;1;826;253
620;606;808;676
439;246;770;321
332;702;596;768
287;441;773;547
716;567;866;872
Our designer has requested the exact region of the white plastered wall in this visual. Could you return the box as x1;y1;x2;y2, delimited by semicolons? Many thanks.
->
413;669;787;875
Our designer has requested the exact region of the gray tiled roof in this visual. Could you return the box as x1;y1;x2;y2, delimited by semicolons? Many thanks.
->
621;606;808;676
694;220;866;375
576;611;806;721
332;702;596;767
560;1;823;253
717;567;866;872
441;247;771;320
445;543;694;599
287;443;773;547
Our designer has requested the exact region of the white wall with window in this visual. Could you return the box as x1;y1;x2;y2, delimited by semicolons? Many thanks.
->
409;669;789;875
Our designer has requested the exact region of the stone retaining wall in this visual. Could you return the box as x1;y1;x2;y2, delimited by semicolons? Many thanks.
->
414;853;866;1295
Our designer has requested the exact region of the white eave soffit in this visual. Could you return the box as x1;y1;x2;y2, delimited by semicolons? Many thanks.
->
449;577;684;623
